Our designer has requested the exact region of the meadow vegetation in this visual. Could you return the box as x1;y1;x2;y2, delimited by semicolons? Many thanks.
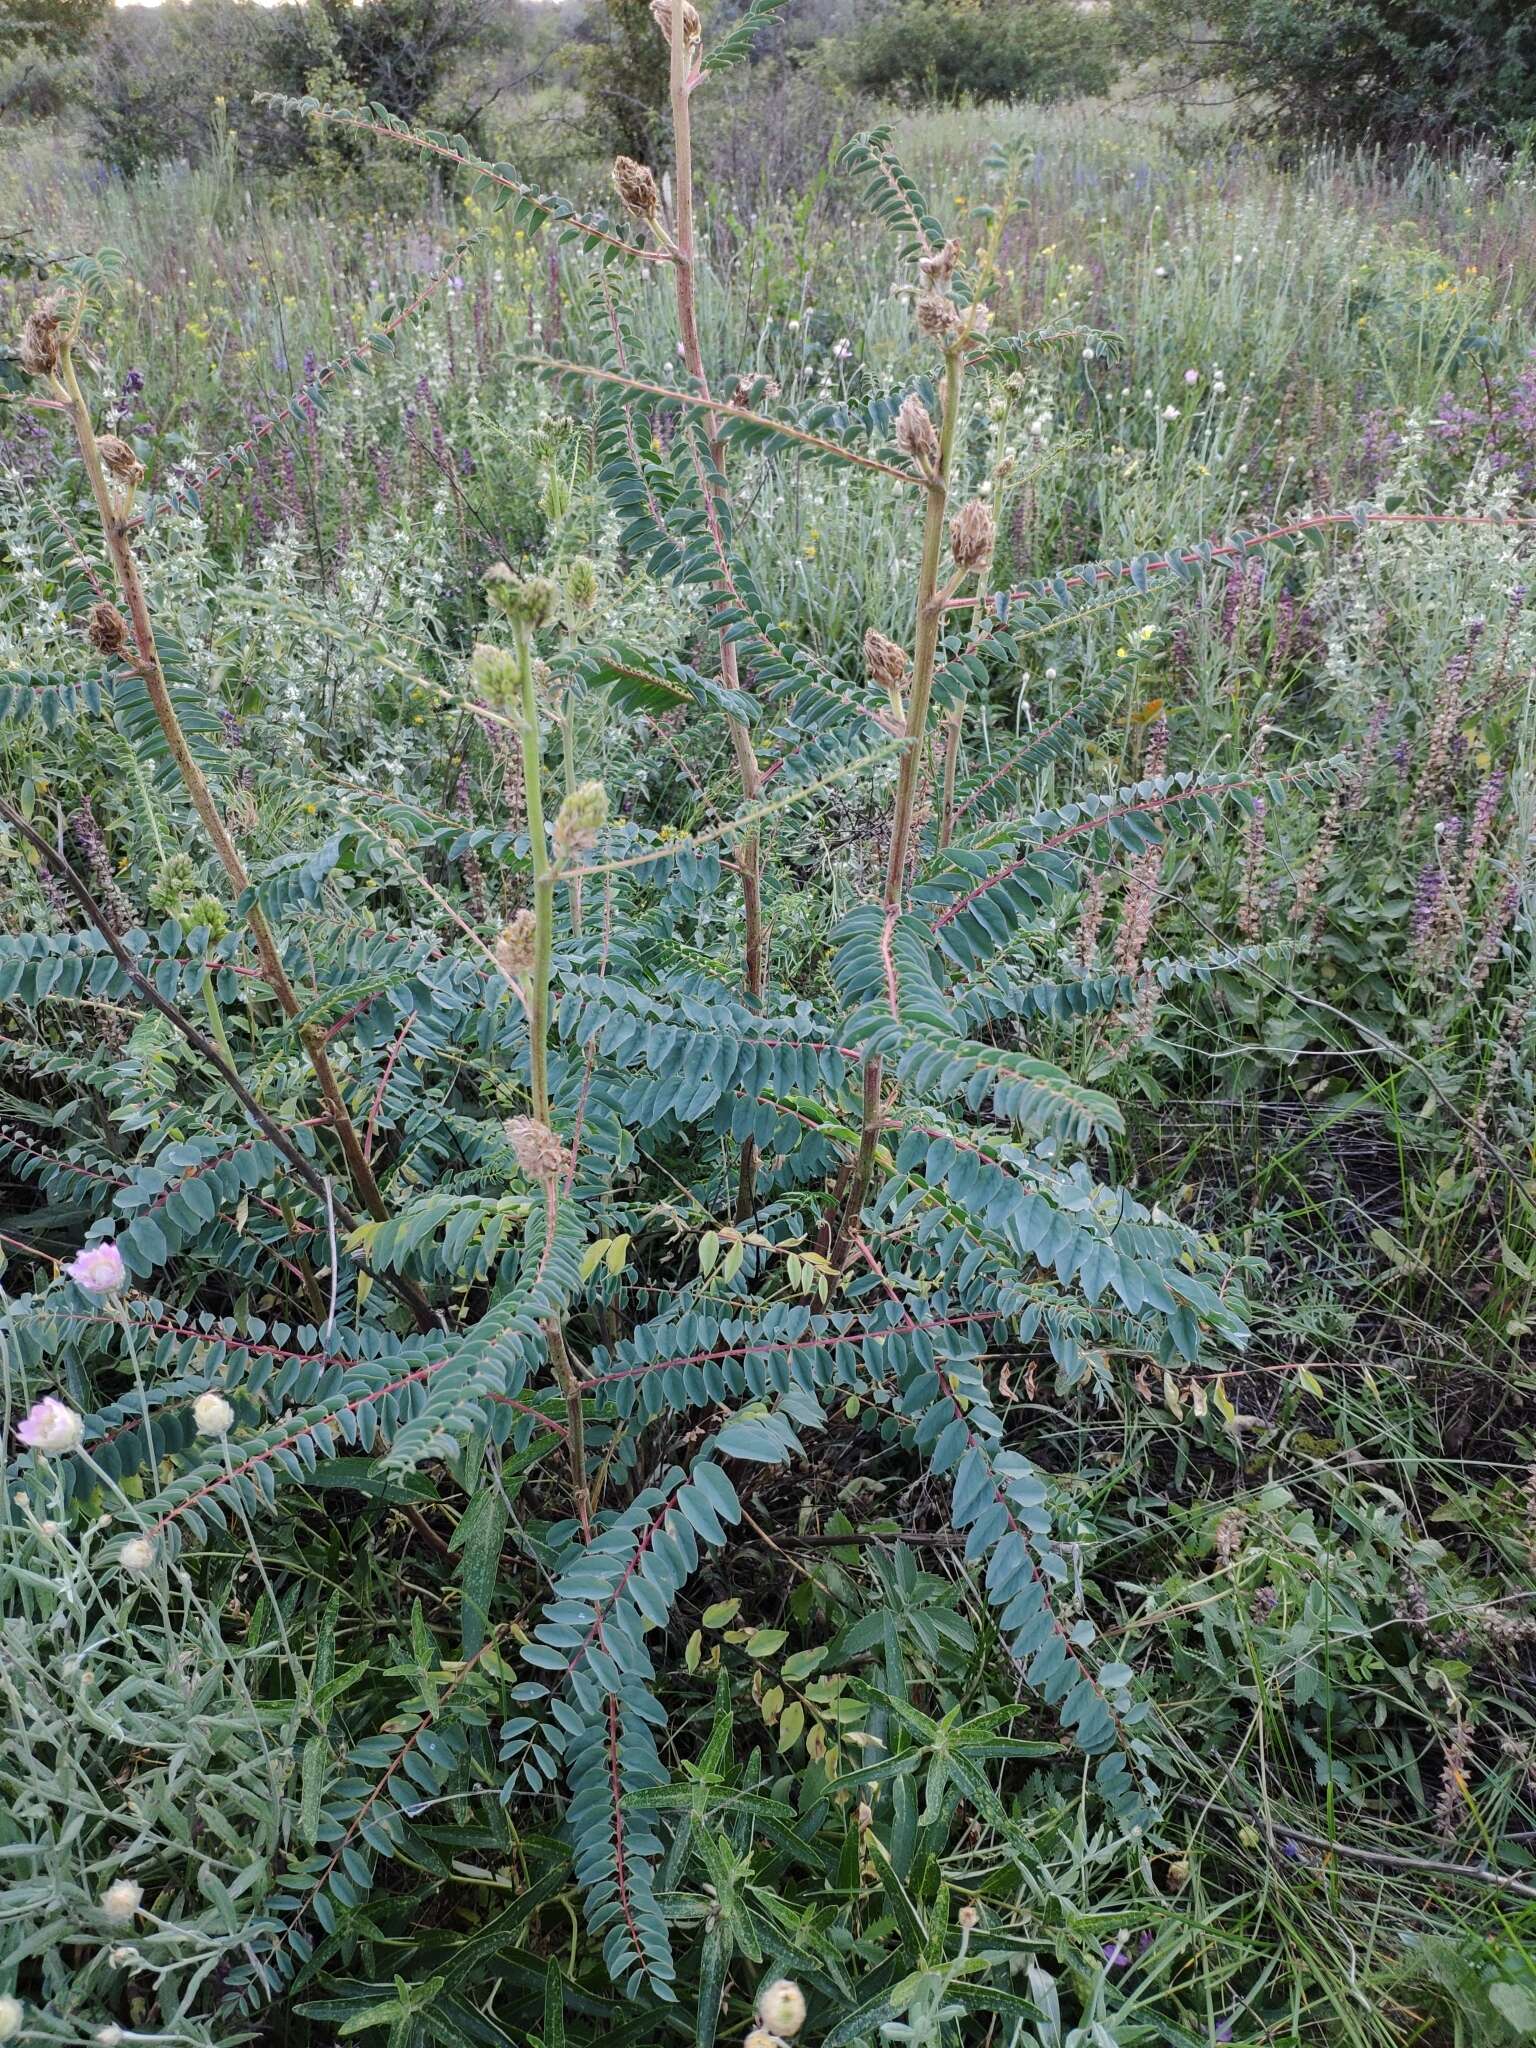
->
3;8;1536;2047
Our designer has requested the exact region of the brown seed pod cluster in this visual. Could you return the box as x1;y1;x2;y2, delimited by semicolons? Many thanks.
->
505;1115;567;1185
85;602;131;657
894;391;939;470
97;435;145;489
948;497;995;571
17;295;66;378
612;155;660;220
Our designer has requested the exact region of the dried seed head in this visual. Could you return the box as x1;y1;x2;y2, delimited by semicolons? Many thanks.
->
727;373;781;410
949;498;995;571
553;779;609;864
494;908;537;983
97;434;144;488
917;238;961;285
505;1115;566;1185
17;294;66;378
484;563;557;629
650;0;702;45
469;641;521;714
85;601;130;657
612;155;660;219
915;290;961;343
894;391;939;468
957;1903;980;1931
863;628;909;693
563;555;601;616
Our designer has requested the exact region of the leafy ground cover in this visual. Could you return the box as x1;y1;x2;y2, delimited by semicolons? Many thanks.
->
3;55;1536;2048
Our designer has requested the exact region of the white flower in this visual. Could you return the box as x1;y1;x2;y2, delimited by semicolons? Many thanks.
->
0;1996;22;2041
119;1537;156;1574
1162;405;1180;421
96;2030;125;2047
1154;264;1167;277
1214;382;1228;396
100;1879;143;1925
193;1392;234;1436
15;1396;83;1455
757;1980;807;2039
64;1240;126;1295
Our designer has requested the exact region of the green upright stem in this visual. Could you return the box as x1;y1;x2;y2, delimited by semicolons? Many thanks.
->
836;345;965;1265
665;16;766;1219
510;628;588;1529
514;622;554;1125
57;344;392;1228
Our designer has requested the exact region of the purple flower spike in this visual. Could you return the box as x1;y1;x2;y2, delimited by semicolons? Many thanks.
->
1101;1939;1131;1969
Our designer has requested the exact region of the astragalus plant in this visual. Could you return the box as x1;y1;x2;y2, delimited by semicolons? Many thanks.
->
0;6;1356;2039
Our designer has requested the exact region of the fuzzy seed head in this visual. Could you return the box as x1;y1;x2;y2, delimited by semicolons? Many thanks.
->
505;1116;566;1186
650;0;701;45
469;641;521;714
917;238;961;285
612;155;660;219
757;1981;806;2039
563;555;601;615
119;1536;155;1574
553;779;609;864
100;1878;143;1925
86;601;130;657
743;2035;778;2048
916;290;961;343
894;391;939;467
949;498;995;571
728;373;781;411
494;909;537;983
97;434;145;488
863;628;909;693
193;1391;234;1437
0;1997;22;2042
484;563;557;629
17;294;65;377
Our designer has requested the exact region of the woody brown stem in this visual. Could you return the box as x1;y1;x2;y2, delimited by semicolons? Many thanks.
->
665;17;765;1220
57;347;392;1227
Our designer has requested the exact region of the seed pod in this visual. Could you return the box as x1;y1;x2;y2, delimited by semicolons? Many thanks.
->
494;908;537;983
97;434;144;488
949;497;995;571
727;373;781;410
863;628;909;693
917;238;960;285
85;602;130;657
916;290;961;342
553;779;609;864
17;296;64;377
894;391;939;468
612;155;660;219
650;0;702;45
505;1115;567;1185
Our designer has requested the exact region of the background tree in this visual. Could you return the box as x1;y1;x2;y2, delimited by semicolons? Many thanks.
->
1114;0;1536;146
844;0;1116;107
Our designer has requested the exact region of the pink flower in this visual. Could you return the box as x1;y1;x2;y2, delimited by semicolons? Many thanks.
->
64;1240;126;1295
16;1396;83;1454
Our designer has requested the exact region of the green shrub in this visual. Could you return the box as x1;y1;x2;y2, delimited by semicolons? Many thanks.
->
1117;0;1536;146
845;0;1116;107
